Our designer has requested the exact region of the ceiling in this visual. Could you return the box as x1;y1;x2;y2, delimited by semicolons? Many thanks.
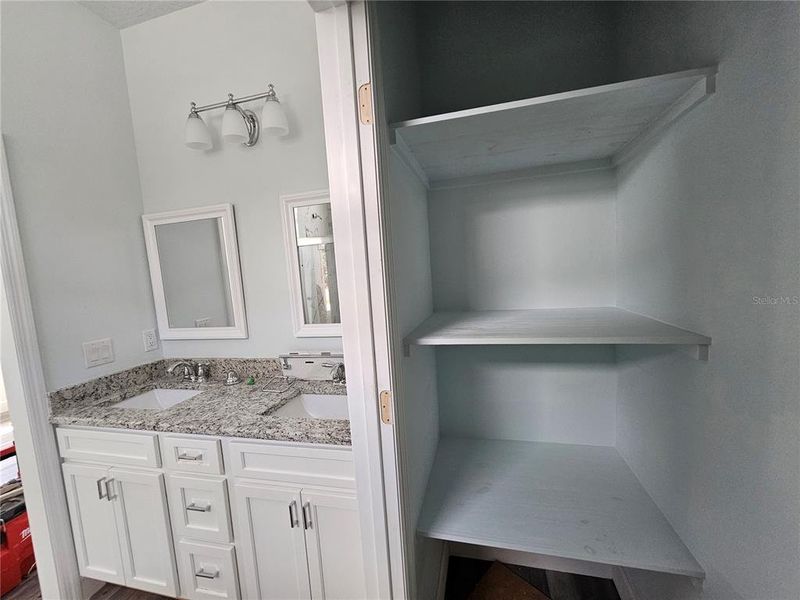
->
77;1;205;29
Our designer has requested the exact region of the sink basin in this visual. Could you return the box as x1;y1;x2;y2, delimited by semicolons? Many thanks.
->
114;388;201;410
272;394;349;420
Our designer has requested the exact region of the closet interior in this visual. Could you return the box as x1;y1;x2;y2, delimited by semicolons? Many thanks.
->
373;1;720;592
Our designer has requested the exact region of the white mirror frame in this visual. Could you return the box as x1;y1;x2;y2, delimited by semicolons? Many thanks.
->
281;190;342;338
142;203;248;340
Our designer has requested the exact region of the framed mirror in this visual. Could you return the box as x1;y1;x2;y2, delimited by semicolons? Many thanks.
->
281;190;341;337
142;204;247;339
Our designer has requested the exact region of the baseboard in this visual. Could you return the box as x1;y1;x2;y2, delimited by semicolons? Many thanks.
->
81;577;105;599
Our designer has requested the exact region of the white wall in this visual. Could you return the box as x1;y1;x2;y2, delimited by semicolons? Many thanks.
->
388;151;442;597
614;3;800;599
122;0;340;359
429;171;618;446
1;1;160;390
414;1;616;117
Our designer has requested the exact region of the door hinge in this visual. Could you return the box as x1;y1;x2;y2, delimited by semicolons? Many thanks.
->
358;82;373;125
379;390;392;424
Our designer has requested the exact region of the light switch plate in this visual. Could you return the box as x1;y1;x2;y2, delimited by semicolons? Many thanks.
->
83;338;114;368
142;328;159;352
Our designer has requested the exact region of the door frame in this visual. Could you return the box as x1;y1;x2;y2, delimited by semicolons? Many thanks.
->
0;135;83;598
311;3;409;598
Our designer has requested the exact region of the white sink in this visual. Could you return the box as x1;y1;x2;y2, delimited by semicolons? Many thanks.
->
272;394;349;420
114;388;201;410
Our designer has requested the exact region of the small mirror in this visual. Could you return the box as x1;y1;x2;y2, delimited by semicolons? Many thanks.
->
143;204;247;339
281;191;341;337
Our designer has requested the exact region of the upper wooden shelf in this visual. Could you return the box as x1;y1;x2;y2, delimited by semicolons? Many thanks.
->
403;307;711;359
418;437;705;579
390;68;716;185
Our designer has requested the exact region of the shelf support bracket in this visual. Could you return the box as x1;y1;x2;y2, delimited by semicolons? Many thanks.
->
696;344;710;361
402;341;411;358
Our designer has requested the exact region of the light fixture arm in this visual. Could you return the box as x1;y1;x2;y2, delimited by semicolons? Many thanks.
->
190;84;281;114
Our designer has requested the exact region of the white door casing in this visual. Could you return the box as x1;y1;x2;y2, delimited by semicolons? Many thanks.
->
312;3;407;597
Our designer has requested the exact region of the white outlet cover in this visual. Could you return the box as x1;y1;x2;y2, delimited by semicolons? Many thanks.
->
142;328;159;352
83;338;114;368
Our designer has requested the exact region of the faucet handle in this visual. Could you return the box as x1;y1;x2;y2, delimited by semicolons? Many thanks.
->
224;370;241;386
196;363;210;382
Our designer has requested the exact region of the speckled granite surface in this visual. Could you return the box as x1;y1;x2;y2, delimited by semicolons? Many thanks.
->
49;359;351;446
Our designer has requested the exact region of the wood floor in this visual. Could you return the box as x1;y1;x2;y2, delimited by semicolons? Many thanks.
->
1;573;167;600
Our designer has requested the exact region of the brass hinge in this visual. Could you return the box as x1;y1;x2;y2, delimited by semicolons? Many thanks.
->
379;390;392;424
358;82;373;125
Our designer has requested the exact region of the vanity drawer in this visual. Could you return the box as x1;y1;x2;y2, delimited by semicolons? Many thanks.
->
167;474;232;543
177;540;240;600
161;436;224;474
56;427;160;468
227;440;354;488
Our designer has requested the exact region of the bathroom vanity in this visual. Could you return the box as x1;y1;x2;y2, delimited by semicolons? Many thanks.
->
49;358;364;600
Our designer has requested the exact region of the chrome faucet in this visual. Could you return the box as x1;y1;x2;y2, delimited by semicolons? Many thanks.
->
167;361;197;382
329;362;346;384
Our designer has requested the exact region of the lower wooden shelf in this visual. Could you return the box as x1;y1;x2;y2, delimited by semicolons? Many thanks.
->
418;437;704;579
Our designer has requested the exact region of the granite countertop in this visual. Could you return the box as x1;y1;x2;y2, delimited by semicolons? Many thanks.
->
49;360;351;446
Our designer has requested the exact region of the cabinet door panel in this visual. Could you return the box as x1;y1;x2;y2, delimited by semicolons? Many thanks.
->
62;463;125;585
231;480;311;600
302;488;366;600
109;467;178;597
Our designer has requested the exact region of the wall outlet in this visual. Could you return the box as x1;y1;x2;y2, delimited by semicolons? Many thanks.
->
142;328;159;352
83;338;114;368
194;317;211;328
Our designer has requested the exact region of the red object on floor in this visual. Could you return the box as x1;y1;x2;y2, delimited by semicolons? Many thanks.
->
1;495;36;596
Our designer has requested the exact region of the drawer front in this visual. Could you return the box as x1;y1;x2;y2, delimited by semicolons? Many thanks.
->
227;441;354;488
167;474;232;543
161;436;224;475
57;427;160;468
177;540;239;600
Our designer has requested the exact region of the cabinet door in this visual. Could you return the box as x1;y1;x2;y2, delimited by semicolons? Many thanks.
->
231;480;311;600
62;463;125;585
302;488;366;600
108;467;179;597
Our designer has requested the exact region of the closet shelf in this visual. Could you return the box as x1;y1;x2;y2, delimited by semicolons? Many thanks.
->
418;437;705;579
403;307;711;359
391;67;716;186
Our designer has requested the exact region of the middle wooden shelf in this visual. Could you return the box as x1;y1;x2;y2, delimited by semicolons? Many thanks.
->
403;306;711;358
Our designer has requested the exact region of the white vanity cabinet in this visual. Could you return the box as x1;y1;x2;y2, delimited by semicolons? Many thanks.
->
57;426;362;600
59;430;179;597
227;441;366;600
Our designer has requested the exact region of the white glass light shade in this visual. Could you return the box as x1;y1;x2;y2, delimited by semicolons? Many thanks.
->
221;105;249;144
261;98;289;137
184;113;212;150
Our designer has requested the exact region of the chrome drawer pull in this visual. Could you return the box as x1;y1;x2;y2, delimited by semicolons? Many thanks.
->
302;502;312;530
96;477;107;500
195;568;219;579
104;478;115;501
186;502;211;512
288;500;299;528
177;452;203;461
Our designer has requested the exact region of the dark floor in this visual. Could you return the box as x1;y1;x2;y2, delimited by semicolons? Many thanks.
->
444;557;621;600
1;573;167;600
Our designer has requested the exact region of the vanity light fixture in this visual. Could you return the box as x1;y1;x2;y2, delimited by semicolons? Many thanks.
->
184;83;289;150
